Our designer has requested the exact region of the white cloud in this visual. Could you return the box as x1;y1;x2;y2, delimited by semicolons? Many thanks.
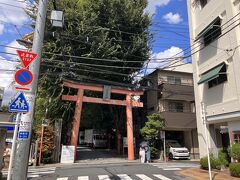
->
133;46;184;82
2;84;17;105
0;56;18;88
0;0;29;34
5;40;27;60
0;24;4;34
146;46;184;73
163;12;183;24
145;0;170;15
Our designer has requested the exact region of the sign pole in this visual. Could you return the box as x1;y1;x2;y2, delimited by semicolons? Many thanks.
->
7;113;21;180
12;0;48;179
163;131;166;163
201;102;212;180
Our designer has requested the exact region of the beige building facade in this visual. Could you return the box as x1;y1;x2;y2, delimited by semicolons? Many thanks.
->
145;65;199;159
187;0;240;157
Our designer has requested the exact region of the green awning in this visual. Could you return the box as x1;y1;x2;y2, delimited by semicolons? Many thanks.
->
194;17;220;42
198;63;224;85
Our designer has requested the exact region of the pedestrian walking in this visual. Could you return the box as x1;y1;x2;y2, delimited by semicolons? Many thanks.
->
145;145;151;163
139;146;145;163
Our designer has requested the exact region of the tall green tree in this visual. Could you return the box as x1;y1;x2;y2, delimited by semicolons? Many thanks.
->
140;113;165;142
140;113;165;158
32;0;152;143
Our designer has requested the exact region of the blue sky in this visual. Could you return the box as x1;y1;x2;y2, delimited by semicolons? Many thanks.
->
0;0;191;103
150;0;190;53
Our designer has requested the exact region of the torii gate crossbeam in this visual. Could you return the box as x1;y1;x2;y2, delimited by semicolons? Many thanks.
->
62;80;143;161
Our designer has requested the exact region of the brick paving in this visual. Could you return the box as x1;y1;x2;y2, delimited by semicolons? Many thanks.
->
179;168;240;180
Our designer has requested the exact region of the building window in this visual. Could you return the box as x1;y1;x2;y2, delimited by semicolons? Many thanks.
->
169;102;184;112
203;18;221;46
233;133;240;143
199;0;207;8
167;76;181;85
208;64;227;88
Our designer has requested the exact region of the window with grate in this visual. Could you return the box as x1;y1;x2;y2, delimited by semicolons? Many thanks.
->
168;102;184;112
203;18;222;46
208;64;227;88
233;133;240;143
167;76;181;85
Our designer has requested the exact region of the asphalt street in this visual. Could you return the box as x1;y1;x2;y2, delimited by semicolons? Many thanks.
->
23;162;198;180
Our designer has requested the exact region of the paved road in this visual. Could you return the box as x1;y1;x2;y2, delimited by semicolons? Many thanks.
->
10;162;198;180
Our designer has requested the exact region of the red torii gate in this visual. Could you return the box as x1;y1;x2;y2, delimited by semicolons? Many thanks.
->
62;80;143;160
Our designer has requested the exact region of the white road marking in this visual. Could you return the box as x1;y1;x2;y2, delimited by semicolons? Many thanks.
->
27;174;40;178
78;176;89;180
117;174;133;180
30;171;55;175
136;174;153;180
154;174;172;180
162;168;182;171
57;178;68;180
28;167;56;172
98;175;111;180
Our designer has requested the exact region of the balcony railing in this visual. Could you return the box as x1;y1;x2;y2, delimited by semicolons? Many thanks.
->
160;107;195;113
158;77;193;86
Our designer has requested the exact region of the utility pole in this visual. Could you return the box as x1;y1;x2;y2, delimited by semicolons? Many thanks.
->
12;0;48;179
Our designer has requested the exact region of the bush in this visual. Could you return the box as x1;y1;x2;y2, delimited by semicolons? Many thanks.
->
150;147;159;159
218;150;230;167
200;154;221;170
229;163;240;177
229;143;240;161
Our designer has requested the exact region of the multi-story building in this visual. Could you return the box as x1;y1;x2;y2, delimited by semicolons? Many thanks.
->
143;64;199;159
187;0;240;157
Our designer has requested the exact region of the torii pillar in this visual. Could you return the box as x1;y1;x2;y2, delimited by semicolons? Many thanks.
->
62;80;143;161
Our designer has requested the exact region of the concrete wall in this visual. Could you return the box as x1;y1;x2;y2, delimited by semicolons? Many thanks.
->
184;129;199;159
158;70;193;86
187;0;240;157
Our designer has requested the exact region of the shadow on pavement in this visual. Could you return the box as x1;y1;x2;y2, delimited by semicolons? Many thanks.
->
76;146;123;161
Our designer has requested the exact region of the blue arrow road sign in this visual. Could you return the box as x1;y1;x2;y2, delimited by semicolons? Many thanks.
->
9;93;29;113
18;131;29;139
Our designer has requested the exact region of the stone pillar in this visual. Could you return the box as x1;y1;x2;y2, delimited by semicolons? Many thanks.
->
0;128;7;179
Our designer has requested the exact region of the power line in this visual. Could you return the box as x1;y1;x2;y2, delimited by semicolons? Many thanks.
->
0;12;239;69
1;12;239;68
0;2;27;9
168;13;240;62
40;59;191;80
0;44;184;62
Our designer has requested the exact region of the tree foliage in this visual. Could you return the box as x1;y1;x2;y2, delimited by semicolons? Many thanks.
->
36;125;55;163
229;143;240;162
140;113;165;142
31;0;152;142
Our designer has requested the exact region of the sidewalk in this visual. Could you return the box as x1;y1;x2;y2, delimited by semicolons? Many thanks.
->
179;168;240;180
2;158;140;171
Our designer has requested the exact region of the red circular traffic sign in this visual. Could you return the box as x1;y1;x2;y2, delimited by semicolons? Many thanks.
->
15;69;33;86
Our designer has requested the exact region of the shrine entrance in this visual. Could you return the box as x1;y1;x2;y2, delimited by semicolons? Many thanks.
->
62;80;143;161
